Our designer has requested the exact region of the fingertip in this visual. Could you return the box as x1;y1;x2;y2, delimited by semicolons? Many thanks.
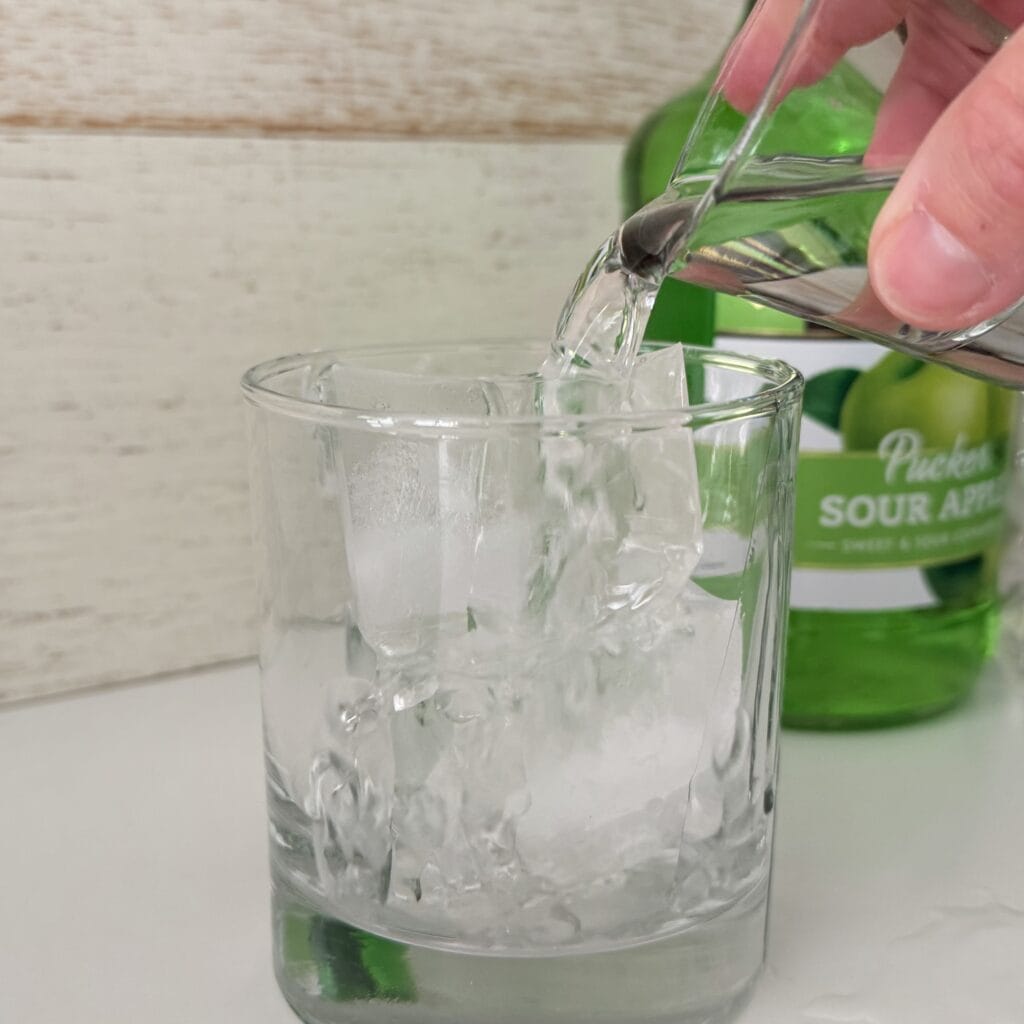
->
718;60;772;115
717;4;783;114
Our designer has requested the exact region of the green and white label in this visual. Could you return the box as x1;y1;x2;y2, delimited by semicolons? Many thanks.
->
718;334;1014;612
794;432;1007;568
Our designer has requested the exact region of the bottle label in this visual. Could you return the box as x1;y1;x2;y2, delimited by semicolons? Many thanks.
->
794;439;1007;567
717;335;1014;612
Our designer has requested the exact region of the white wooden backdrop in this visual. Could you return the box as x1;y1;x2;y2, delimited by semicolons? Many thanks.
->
0;0;742;139
1;2;899;702
0;0;752;702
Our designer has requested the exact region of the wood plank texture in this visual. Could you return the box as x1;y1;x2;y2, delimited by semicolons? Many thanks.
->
0;0;740;139
0;132;626;702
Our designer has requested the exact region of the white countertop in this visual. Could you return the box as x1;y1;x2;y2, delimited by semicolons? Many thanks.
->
2;662;1022;1023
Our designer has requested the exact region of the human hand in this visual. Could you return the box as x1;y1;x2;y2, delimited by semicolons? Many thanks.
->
721;0;1024;332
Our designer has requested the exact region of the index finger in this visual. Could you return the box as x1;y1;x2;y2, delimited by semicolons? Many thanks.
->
720;0;908;112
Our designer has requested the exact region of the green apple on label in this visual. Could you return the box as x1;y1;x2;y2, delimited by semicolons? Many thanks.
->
839;352;994;453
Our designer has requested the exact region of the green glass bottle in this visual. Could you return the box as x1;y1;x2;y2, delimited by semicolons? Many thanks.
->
622;4;1014;728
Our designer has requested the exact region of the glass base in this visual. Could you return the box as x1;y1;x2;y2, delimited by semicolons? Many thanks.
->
271;870;769;1024
782;603;998;730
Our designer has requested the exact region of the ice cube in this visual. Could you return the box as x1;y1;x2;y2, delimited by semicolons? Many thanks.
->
516;707;704;883
623;344;703;582
316;360;514;645
391;698;452;785
306;358;500;419
466;433;547;632
511;582;743;913
310;736;395;903
336;438;480;645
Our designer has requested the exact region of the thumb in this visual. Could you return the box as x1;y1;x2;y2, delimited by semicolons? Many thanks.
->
869;25;1024;332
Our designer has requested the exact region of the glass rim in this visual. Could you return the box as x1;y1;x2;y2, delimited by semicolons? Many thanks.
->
240;340;803;436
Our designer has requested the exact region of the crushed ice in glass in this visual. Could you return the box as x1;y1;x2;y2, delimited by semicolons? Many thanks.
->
265;246;766;952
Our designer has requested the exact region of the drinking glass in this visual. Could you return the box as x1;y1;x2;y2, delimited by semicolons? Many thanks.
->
242;340;802;1024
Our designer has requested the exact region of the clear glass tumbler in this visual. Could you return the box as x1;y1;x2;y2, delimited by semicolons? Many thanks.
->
242;340;802;1024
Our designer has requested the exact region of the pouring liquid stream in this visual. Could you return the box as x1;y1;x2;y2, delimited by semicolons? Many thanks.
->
554;156;902;377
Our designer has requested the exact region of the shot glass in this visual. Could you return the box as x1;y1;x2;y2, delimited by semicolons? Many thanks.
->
242;340;802;1024
618;0;1024;386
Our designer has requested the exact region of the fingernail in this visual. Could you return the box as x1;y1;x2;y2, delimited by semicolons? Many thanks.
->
872;208;992;330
